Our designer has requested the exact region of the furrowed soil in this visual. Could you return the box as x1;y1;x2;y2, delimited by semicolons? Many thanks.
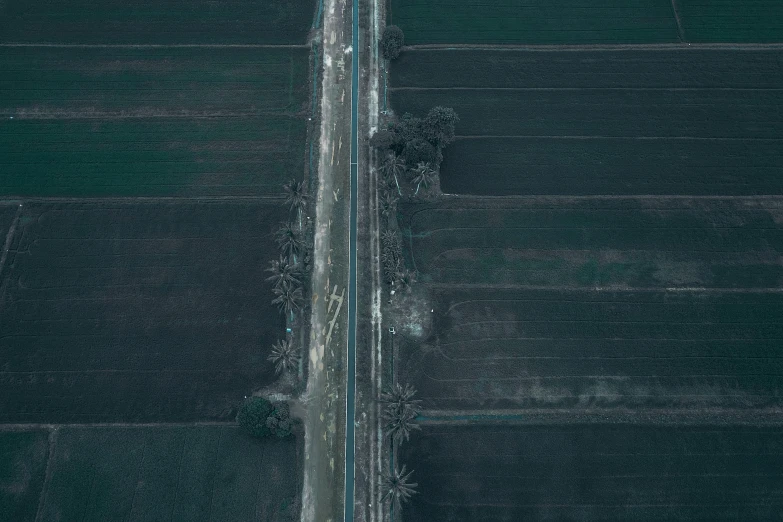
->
0;47;310;197
390;49;783;196
0;201;283;422
400;197;783;288
0;431;48;522
389;0;680;44
0;0;315;44
401;424;783;521
37;426;300;522
398;286;783;411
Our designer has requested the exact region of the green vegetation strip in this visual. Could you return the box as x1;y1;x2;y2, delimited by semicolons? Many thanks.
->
0;431;49;522
0;47;309;116
0;0;317;44
400;424;783;520
389;0;679;44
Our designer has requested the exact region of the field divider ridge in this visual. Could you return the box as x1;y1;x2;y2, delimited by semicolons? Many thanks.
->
400;43;783;51
33;427;58;522
0;43;311;49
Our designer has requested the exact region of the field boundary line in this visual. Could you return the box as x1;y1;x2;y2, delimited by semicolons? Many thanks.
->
417;408;783;426
427;283;783;293
391;86;783;92
435;194;783;201
0;43;310;49
669;0;687;42
402;43;783;51
33;428;58;522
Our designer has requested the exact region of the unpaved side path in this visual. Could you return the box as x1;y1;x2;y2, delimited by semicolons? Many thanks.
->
300;0;353;519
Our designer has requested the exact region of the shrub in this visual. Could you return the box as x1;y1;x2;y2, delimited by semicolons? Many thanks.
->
237;397;275;438
266;402;294;438
381;26;404;60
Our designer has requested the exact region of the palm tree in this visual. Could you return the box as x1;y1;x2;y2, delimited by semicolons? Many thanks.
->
379;152;405;196
268;339;300;375
272;285;303;321
395;269;416;292
283;180;308;230
380;383;422;413
276;222;304;262
383;406;421;445
411;162;436;196
266;256;301;291
380;190;398;225
381;465;418;513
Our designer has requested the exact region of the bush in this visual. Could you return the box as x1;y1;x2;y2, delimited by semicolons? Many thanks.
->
237;397;275;438
266;402;294;438
381;26;404;60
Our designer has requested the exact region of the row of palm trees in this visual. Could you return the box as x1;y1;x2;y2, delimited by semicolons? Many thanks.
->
379;383;422;512
267;180;310;376
378;152;437;198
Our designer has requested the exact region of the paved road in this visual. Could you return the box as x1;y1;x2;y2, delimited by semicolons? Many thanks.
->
345;0;360;519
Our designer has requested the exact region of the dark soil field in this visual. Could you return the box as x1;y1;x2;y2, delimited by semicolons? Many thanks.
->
390;49;783;195
0;46;310;197
398;287;783;411
400;198;783;288
389;0;680;44
678;0;783;42
38;426;300;522
0;0;316;44
0;201;283;422
400;424;783;521
0;431;49;522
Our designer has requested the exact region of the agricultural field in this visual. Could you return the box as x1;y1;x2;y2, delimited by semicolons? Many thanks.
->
389;0;680;44
400;424;783;520
397;287;783;411
678;0;783;42
390;49;783;195
400;198;783;288
0;47;310;197
0;431;49;522
0;426;300;522
0;0;316;44
0;201;284;422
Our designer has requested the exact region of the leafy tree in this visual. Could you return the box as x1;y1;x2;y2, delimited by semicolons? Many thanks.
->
272;285;303;319
237;397;275;438
379;152;405;195
381;465;418;513
265;401;294;438
402;137;439;167
380;25;404;60
276;222;304;261
424;106;460;147
371;129;396;151
266;256;301;291
268;339;300;375
283;180;308;230
411;162;436;195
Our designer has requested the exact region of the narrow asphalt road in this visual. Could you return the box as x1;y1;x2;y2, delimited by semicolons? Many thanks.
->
345;0;360;519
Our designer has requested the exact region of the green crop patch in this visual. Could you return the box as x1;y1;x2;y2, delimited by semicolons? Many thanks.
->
389;0;679;44
0;201;285;423
0;117;306;197
401;424;783;520
397;287;783;410
0;46;310;197
0;0;317;45
0;47;310;117
678;0;783;42
0;431;49;522
390;49;783;195
400;198;783;288
38;426;300;522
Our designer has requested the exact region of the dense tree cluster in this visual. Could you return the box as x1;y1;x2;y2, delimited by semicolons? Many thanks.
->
380;25;404;60
237;397;295;439
372;107;459;170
